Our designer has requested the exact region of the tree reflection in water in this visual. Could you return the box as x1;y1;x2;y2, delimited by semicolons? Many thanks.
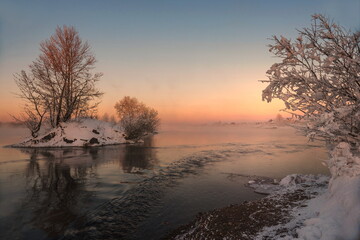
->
3;137;158;240
20;148;95;239
120;137;157;173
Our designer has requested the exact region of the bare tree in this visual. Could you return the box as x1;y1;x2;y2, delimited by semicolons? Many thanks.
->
114;96;160;141
12;107;46;138
15;26;103;135
262;14;360;145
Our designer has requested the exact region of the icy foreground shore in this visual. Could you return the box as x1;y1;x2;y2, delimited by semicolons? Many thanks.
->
10;118;126;147
169;169;360;240
167;174;328;239
254;174;360;240
291;142;360;240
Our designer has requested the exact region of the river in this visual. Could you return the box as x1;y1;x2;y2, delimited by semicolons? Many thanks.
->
0;123;329;240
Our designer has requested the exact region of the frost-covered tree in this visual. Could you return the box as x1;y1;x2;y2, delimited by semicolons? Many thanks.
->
262;14;360;146
114;96;160;141
262;15;360;238
14;26;103;135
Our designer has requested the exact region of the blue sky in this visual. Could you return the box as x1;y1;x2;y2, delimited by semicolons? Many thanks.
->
0;0;359;122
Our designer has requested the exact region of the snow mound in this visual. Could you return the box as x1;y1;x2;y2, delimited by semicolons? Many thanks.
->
254;143;360;240
328;142;360;177
11;118;126;147
295;143;360;240
296;176;360;240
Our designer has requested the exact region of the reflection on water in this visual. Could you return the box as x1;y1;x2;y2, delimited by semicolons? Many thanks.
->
0;137;159;240
121;143;157;173
23;155;88;238
0;125;329;240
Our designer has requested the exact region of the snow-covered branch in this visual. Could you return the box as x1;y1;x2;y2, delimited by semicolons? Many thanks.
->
263;14;360;147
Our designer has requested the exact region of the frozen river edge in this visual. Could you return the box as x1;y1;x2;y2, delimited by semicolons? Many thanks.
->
166;174;330;240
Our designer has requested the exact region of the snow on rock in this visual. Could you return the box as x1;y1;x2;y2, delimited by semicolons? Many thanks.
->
249;174;328;196
279;174;309;186
247;177;281;195
247;174;326;196
11;118;126;147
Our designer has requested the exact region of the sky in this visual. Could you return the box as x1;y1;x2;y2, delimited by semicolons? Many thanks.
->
0;0;359;123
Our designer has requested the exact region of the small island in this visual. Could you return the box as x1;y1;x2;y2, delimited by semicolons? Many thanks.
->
11;27;159;148
10;118;125;147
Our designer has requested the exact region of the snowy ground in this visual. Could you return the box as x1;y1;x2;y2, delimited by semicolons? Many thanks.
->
166;174;329;240
9;118;126;147
254;171;360;240
168;169;360;240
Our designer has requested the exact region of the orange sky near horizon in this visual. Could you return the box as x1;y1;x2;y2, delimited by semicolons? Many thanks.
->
0;63;287;123
95;71;287;123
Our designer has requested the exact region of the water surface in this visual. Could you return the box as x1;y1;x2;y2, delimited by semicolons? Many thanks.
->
0;124;329;239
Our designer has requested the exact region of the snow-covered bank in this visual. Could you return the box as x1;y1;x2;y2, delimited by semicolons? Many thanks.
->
10;118;126;147
293;143;360;240
168;169;360;240
254;176;360;240
294;176;360;240
255;143;360;240
167;174;329;240
249;174;328;239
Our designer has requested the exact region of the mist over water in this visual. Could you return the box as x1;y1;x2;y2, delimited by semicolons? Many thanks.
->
0;124;329;240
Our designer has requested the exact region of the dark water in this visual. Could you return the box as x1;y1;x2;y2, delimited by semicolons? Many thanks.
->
0;124;329;240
